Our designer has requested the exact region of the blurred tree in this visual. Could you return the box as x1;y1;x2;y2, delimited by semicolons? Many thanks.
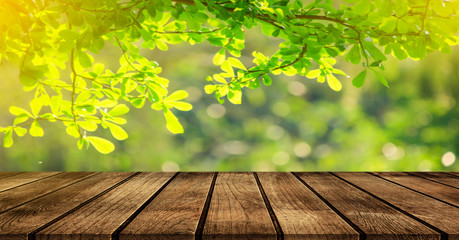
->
0;0;458;154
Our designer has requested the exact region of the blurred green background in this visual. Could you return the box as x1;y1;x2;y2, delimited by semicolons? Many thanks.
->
0;27;458;171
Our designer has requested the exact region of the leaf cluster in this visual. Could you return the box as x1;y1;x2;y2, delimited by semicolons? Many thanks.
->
0;0;457;153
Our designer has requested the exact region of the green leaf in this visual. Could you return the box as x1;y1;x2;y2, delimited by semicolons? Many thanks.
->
362;41;387;61
352;69;367;88
166;90;188;101
213;48;225;65
19;69;40;87
30;121;44;137
353;0;371;15
130;98;145;108
108;104;130;116
228;57;247;70
392;43;407;60
164;109;184;134
326;74;342;91
77;51;92;68
379;16;397;33
397;20;409;34
262;74;272;86
3;129;13;148
345;45;361;64
86;136;115;154
106;122;128;140
371;69;389;87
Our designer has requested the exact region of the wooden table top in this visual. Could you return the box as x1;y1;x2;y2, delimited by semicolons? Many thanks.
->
0;172;457;240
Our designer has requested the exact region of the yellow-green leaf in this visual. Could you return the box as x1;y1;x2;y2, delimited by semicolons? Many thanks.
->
213;74;227;84
13;127;27;137
9;106;32;117
86;136;115;154
379;16;397;33
228;89;242;104
168;101;193;111
326;74;342;91
228;57;247;70
306;69;321;79
108;104;129;116
106;122;128;140
204;85;217;94
30;98;43;117
151;102;163;110
94;63;104;75
156;39;169;51
221;61;234;76
30;121;44;137
165;90;188;101
3;129;13;148
78;121;98;131
213;48;226;65
164;109;183;134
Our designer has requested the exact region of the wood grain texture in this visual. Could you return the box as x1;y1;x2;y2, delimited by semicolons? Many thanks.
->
296;172;439;240
0;172;134;240
0;172;22;180
374;172;459;207
0;172;94;213
203;172;277;240
407;172;459;188
0;172;59;192
120;172;214;240
257;172;358;240
336;172;459;239
36;172;175;240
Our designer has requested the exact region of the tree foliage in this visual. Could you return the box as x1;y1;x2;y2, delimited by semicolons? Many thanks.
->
0;0;458;153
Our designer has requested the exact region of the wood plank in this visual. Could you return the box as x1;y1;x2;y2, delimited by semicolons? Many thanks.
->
36;172;175;240
120;172;214;240
374;172;459;206
296;172;439;240
408;172;459;188
0;172;60;192
0;172;95;213
203;172;277;240
257;172;358;240
0;172;22;180
336;172;459;239
0;172;135;240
